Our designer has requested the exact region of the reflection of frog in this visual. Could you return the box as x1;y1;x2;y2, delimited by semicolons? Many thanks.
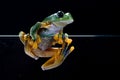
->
19;11;74;70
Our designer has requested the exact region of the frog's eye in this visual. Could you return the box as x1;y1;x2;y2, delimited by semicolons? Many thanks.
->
57;11;64;18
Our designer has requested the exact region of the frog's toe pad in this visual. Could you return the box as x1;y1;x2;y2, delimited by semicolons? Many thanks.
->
65;38;72;45
19;31;25;37
70;46;75;53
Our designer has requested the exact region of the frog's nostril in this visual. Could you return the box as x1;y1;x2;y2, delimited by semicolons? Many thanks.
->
57;11;64;18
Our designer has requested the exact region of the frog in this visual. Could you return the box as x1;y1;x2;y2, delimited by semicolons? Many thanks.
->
19;11;75;71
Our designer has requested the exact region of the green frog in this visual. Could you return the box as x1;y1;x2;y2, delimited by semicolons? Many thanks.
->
19;11;74;70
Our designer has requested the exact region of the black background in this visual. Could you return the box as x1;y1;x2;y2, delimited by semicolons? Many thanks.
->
0;0;120;80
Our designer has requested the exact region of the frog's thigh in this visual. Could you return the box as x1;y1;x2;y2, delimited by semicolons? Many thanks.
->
32;47;61;57
24;47;39;60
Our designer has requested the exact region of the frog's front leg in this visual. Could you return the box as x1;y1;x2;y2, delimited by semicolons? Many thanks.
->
53;33;74;52
19;31;40;60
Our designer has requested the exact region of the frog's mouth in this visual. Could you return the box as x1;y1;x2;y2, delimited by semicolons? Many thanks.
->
53;19;73;27
63;19;74;24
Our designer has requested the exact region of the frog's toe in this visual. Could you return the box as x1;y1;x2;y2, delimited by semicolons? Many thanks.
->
65;38;72;46
63;46;75;58
70;46;75;53
19;31;25;35
19;31;26;44
19;31;25;38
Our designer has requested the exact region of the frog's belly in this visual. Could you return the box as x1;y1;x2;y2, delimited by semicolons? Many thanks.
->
38;24;63;50
38;37;53;51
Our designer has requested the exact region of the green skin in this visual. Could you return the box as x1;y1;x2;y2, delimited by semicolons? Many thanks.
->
30;11;74;41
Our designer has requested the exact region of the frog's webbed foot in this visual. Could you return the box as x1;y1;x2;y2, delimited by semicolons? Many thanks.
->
19;31;40;60
41;33;74;70
62;33;75;58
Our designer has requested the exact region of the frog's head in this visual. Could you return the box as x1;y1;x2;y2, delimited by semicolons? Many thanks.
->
42;11;74;27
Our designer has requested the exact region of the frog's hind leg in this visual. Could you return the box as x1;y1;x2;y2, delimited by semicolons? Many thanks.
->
41;39;74;71
32;47;61;57
41;48;62;70
24;44;39;60
19;31;39;60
